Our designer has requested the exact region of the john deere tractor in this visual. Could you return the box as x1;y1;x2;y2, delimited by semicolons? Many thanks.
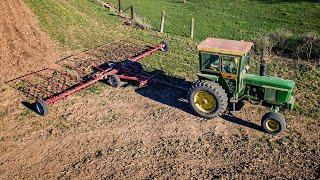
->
188;38;295;135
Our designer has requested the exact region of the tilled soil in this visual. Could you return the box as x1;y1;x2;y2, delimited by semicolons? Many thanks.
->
0;0;319;179
1;85;319;179
0;0;59;82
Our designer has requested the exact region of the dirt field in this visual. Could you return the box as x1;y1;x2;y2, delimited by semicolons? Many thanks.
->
0;0;319;179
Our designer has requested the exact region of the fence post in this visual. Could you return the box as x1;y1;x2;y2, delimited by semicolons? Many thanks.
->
190;18;194;38
131;5;135;19
118;0;122;13
160;11;165;33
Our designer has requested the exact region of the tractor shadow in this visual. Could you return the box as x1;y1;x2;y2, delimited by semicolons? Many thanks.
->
134;73;192;113
134;73;264;132
221;114;263;132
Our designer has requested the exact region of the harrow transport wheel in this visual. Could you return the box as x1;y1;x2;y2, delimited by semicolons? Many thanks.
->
106;74;121;88
188;80;228;119
261;112;286;135
160;41;169;52
35;98;48;116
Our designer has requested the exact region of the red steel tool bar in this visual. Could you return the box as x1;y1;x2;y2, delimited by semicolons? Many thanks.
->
45;68;117;105
131;44;163;62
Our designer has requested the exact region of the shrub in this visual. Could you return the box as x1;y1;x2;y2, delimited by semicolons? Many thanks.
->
254;35;274;55
124;15;151;30
255;30;320;62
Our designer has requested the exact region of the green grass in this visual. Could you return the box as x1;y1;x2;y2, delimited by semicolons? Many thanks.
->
25;0;320;119
109;0;320;41
26;0;123;49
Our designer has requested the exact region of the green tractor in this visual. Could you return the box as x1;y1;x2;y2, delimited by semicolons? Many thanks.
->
188;38;295;135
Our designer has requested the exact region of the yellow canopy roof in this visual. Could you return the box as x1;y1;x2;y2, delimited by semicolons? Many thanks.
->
197;38;254;56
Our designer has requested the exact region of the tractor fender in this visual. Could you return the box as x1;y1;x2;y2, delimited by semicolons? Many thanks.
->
197;73;219;82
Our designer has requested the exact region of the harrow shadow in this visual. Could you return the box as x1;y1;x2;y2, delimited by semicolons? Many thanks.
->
21;101;37;112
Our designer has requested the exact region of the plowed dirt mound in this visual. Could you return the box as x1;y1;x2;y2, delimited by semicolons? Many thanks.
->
0;0;58;82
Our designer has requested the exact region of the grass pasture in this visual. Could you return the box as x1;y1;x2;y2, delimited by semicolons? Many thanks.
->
109;0;320;41
26;0;122;49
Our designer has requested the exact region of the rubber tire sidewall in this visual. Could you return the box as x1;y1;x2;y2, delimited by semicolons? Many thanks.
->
160;41;169;52
35;99;48;116
261;112;286;135
189;82;227;119
107;75;121;88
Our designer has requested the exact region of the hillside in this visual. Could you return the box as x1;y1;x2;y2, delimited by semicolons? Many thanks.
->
0;0;319;179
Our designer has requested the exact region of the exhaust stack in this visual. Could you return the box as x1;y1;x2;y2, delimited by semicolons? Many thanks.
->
260;49;267;76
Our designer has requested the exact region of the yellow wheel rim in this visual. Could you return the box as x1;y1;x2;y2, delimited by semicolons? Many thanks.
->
194;91;217;113
266;119;280;132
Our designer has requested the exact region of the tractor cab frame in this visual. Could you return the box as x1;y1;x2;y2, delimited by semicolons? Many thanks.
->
197;38;254;100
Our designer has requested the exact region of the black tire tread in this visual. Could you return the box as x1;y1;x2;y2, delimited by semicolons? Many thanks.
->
35;98;48;116
261;112;286;135
188;80;228;119
160;41;169;52
106;74;121;88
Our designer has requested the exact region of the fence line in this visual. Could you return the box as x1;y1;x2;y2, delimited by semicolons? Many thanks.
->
95;0;196;38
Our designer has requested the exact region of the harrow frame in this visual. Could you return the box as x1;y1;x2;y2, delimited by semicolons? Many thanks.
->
8;41;185;116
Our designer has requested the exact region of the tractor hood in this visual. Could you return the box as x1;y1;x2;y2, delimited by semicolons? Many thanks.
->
244;74;295;91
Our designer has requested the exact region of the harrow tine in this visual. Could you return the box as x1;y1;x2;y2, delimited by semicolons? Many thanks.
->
17;82;37;99
21;79;52;97
34;73;66;91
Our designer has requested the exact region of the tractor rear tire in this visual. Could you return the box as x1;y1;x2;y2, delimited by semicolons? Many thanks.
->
106;74;121;88
261;112;286;135
35;98;48;116
188;80;228;119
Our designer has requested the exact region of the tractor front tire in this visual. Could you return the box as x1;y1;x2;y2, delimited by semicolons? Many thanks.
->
35;98;48;116
106;74;121;88
188;81;228;119
261;112;286;135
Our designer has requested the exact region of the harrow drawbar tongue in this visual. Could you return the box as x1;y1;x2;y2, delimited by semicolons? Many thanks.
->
7;40;182;116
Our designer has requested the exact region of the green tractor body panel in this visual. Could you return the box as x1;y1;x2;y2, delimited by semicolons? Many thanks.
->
243;74;295;91
243;74;295;109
